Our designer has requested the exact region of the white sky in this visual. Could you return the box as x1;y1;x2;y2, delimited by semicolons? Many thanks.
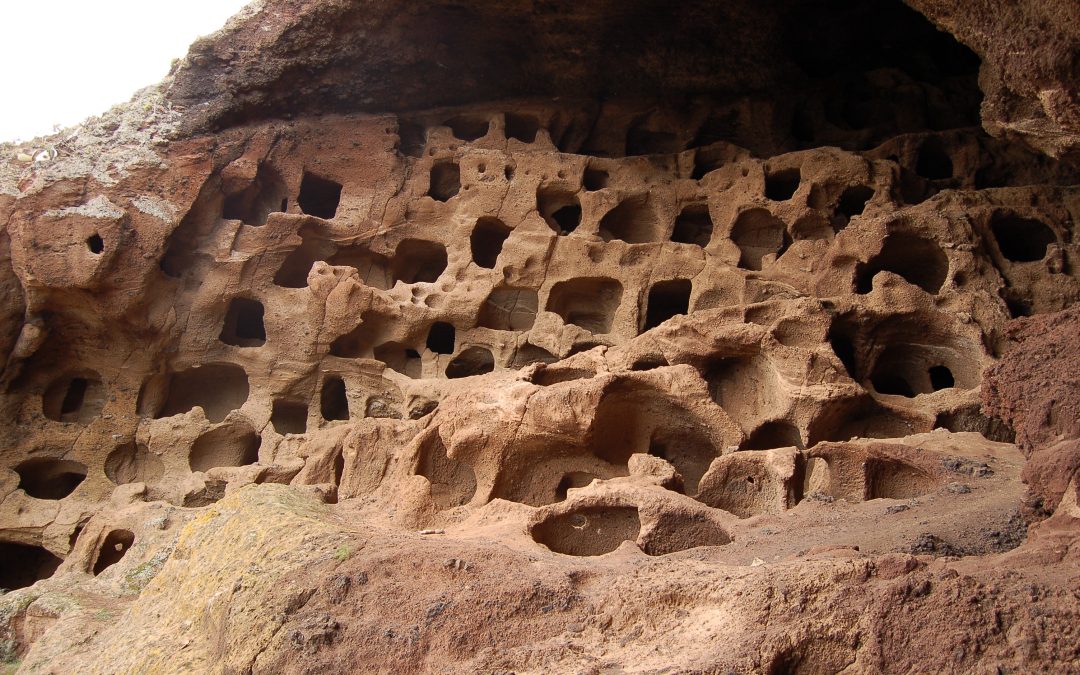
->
0;0;251;143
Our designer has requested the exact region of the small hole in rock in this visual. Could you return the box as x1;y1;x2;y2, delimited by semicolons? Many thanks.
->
86;234;104;254
297;172;342;219
583;167;609;191
915;137;953;180
671;203;714;247
219;297;266;347
426;322;456;354
15;458;88;500
642;279;692;332
320;376;350;421
551;205;582;234
990;212;1056;263
429;161;461;202
445;346;495;379
929;365;954;391
271;399;308;434
470;217;511;268
765;167;800;201
92;529;134;576
505;113;540;143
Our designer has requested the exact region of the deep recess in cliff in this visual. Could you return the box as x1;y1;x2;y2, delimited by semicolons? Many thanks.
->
1;0;1078;673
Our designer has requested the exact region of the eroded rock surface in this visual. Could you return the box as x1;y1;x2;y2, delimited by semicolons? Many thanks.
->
1;0;1079;673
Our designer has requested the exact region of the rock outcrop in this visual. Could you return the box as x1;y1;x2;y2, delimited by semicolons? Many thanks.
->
1;0;1078;672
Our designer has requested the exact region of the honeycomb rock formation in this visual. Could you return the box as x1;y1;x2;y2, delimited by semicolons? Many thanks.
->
1;1;1079;672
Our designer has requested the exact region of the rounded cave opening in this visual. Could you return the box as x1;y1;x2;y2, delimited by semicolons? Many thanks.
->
15;458;88;500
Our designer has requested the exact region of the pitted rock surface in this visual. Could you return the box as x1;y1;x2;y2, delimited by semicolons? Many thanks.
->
1;1;1079;673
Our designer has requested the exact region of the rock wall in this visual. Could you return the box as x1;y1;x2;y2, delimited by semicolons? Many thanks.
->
1;0;1078;672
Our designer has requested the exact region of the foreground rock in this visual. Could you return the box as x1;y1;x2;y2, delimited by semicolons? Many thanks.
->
1;0;1079;672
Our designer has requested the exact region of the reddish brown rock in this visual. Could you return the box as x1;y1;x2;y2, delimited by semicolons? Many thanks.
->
1;0;1079;672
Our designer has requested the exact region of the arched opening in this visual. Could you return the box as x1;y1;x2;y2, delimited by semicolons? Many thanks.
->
445;346;495;379
470;217;511;268
189;421;261;472
92;530;135;576
15;458;87;500
599;195;658;243
731;208;789;270
426;322;456;354
320;376;350;421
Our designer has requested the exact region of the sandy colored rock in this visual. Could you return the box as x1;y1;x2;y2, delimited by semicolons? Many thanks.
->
1;0;1079;673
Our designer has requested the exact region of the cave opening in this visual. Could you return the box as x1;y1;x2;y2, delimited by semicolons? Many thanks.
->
223;163;289;225
537;187;582;235
92;530;135;576
479;288;539;331
599;196;658;244
856;233;948;295
470;216;512;268
583;167;609;191
190;422;261;472
990;212;1056;263
86;234;104;254
429;161;461;202
547;277;623;334
642;279;692;333
505;112;540;143
297;172;342;220
320;376;350;421
392;239;448;284
219;297;267;348
444;114;490;141
0;542;62;590
15;458;88;500
272;399;309;435
43;373;105;424
445;346;496;379
732;208;790;271
671;203;714;247
426;322;456;354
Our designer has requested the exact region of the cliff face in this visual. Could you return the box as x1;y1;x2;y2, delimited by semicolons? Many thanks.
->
1;1;1079;672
